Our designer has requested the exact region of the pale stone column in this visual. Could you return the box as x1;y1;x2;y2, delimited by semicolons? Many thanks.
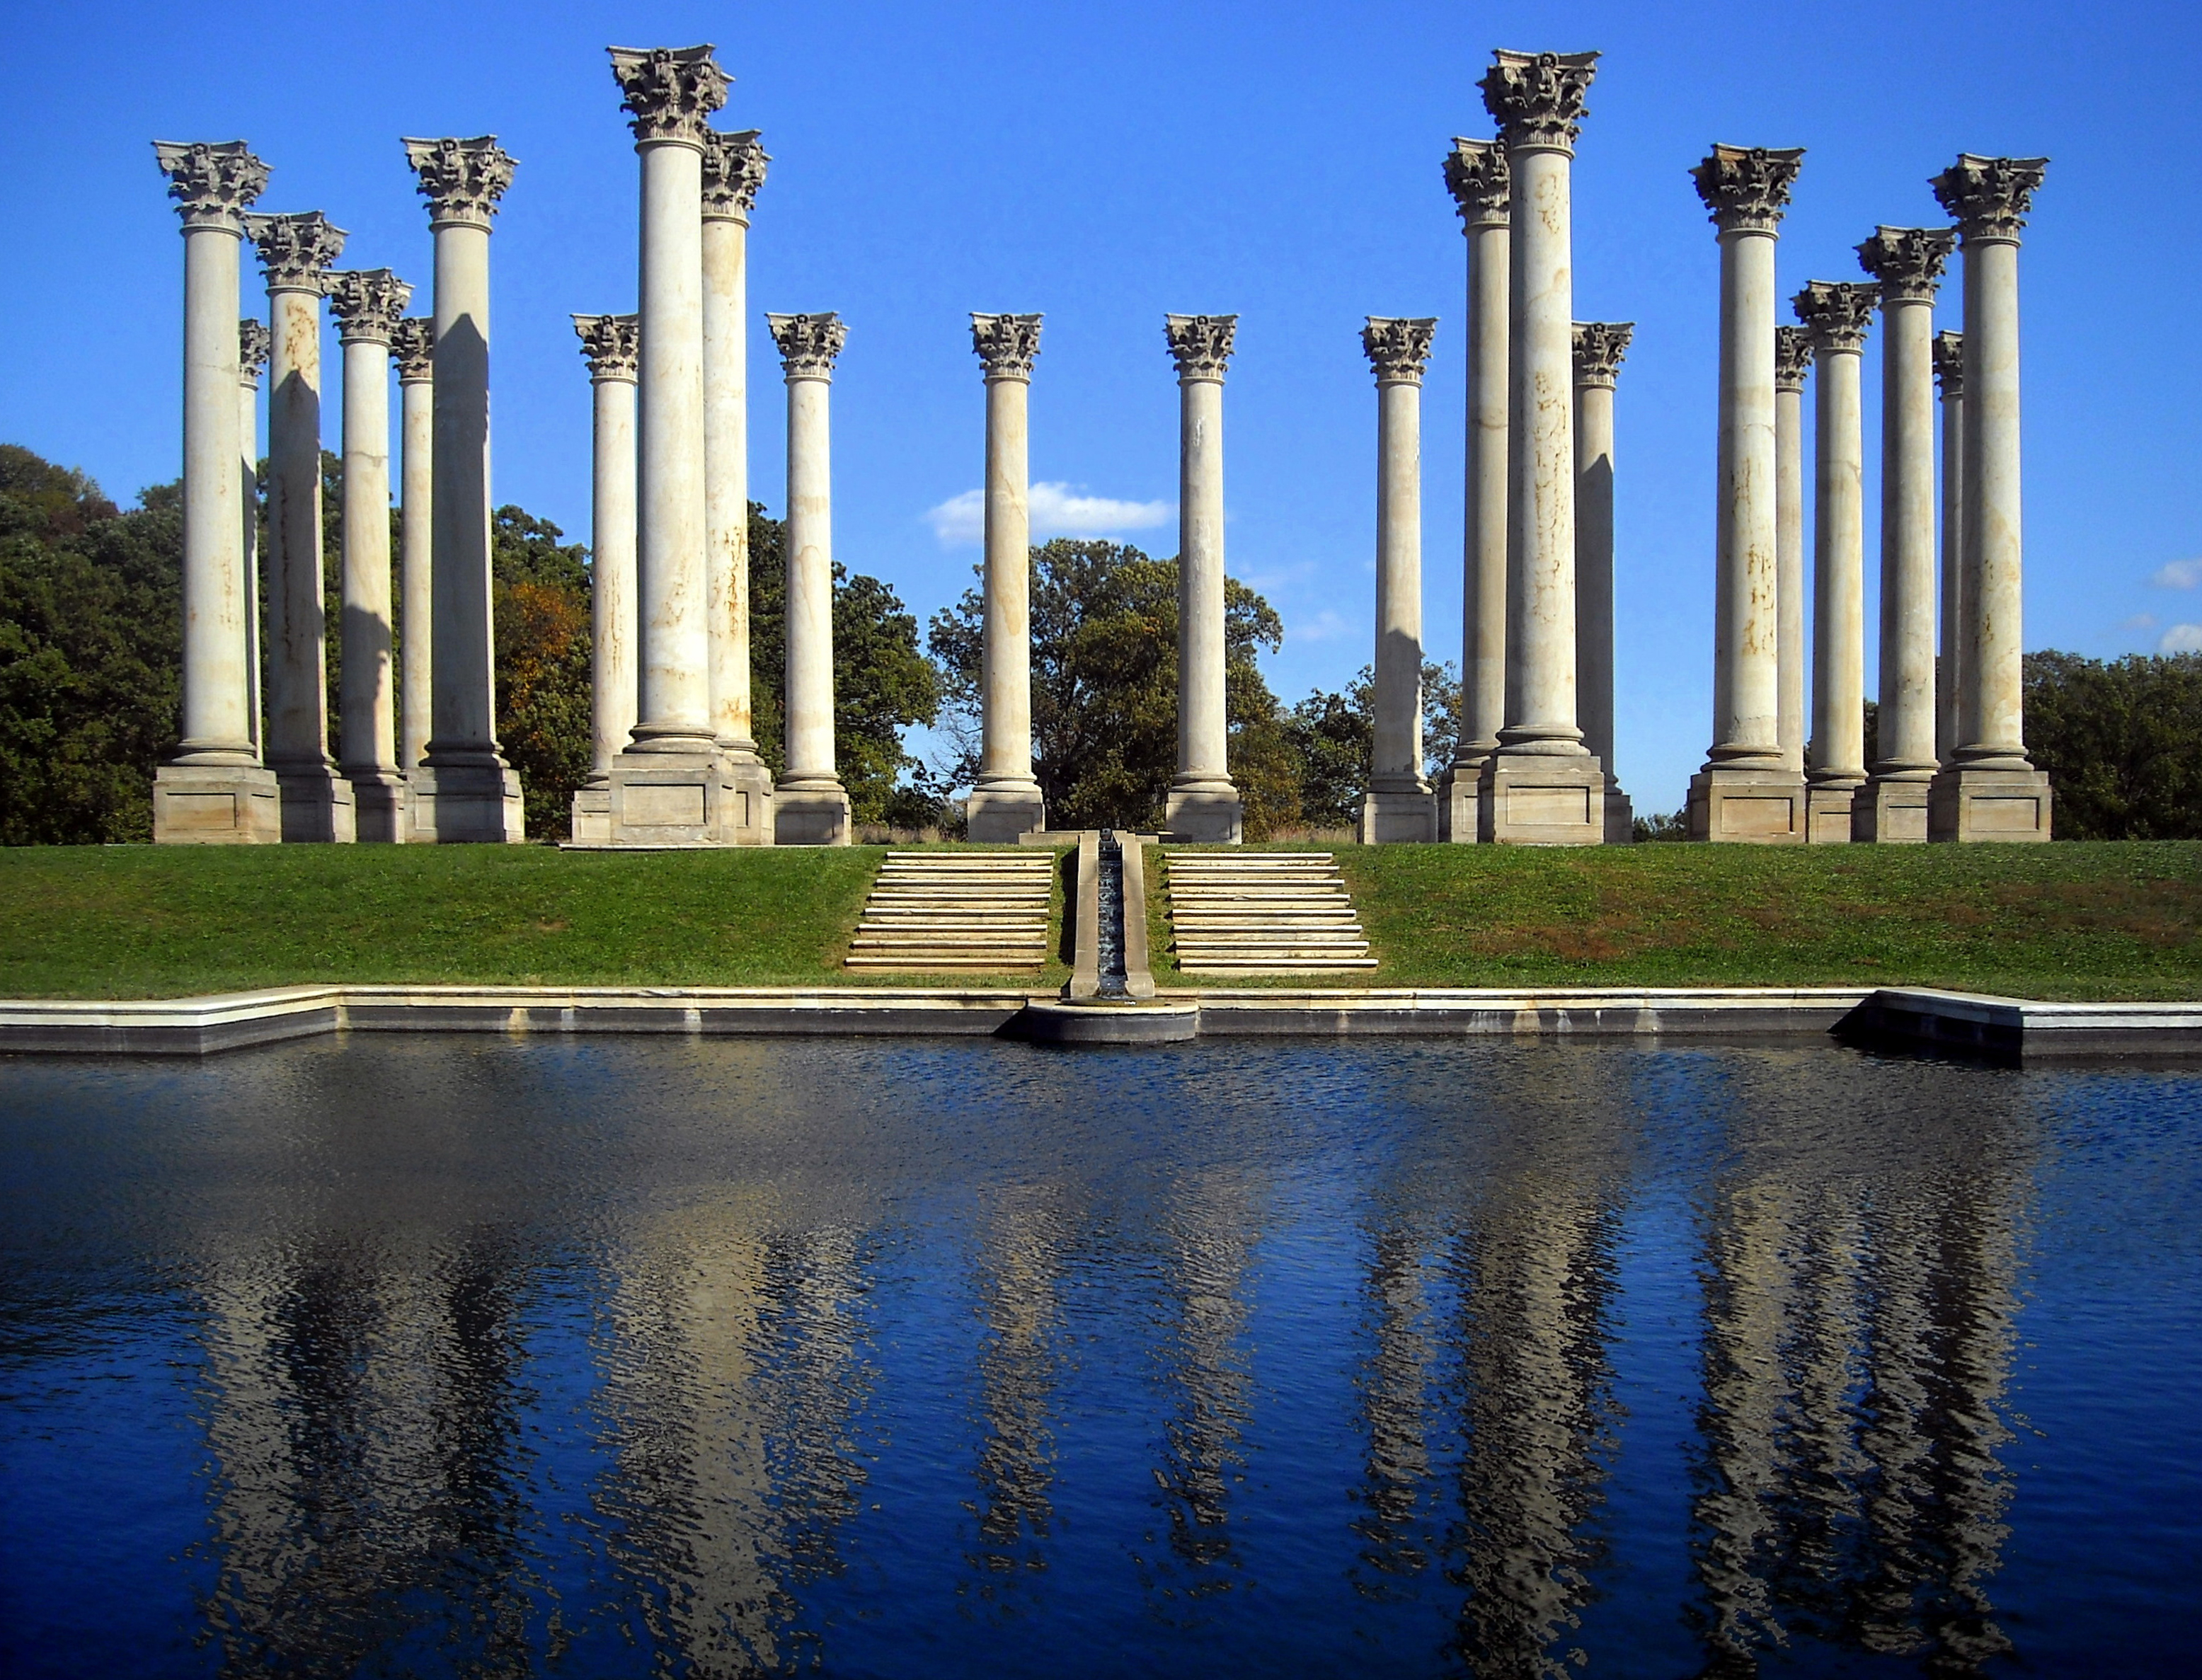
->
701;128;775;845
1929;155;2052;841
1773;325;1811;778
150;142;281;843
1687;143;1807;843
769;312;853;845
402;134;524;842
1477;49;1604;844
326;268;413;841
390;318;434;778
1163;313;1242;843
1932;328;1965;766
1572;321;1633;844
1793;280;1877;843
1854;226;1957;842
1358;317;1438;844
1439;137;1508;842
238;318;268;762
967;312;1048;841
246;209;355;842
568;315;640;844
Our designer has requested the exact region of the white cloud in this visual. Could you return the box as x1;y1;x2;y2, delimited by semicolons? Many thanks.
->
2122;613;2160;633
1291;609;1355;645
924;481;1170;547
2151;558;2202;589
2160;623;2202;655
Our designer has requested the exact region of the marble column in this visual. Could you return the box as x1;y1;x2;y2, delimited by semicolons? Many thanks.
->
1163;313;1242;843
967;312;1048;841
768;312;853;845
150;142;281;843
1854;226;1956;842
246;209;355;842
1358;316;1438;844
239;318;268;763
390;318;434;778
402;134;524;842
1572;321;1634;844
701;127;774;839
1774;326;1811;778
1793;280;1877;843
326;268;412;840
1929;155;2051;841
1687;143;1807;843
568;314;640;844
1477;49;1604;844
1438;137;1508;842
1932;328;1965;766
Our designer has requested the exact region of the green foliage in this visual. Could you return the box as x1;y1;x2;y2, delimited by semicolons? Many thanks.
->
2026;650;2202;839
491;506;593;840
1283;662;1462;830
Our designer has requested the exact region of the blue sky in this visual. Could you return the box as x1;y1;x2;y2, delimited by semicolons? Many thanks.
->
4;0;2198;814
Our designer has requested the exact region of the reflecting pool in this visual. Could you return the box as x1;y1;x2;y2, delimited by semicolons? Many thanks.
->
1;1037;2198;1676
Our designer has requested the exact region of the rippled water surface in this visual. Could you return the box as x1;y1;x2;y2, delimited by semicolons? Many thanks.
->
3;1037;2198;1677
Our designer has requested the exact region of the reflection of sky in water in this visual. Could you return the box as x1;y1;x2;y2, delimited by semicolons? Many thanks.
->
1;1039;2198;1676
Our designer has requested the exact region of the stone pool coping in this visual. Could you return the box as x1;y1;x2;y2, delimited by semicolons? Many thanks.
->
1;982;2196;1061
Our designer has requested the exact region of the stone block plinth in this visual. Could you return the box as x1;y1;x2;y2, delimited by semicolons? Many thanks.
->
350;771;409;843
1164;787;1242;845
151;765;283;845
1603;788;1636;846
773;781;850;846
1853;776;1929;843
966;786;1046;844
1687;767;1805;844
569;781;611;845
606;752;772;847
1479;756;1605;845
411;763;525;844
1929;765;2052;843
275;766;357;843
1358;789;1436;844
1436;766;1484;843
1806;781;1859;844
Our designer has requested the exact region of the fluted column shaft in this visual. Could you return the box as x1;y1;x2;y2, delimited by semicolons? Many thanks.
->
1959;243;2024;761
590;360;639;779
1806;318;1867;795
784;368;836;784
1572;337;1629;795
337;333;397;783
1711;227;1782;766
701;133;764;757
1774;330;1808;776
394;326;433;774
1444;141;1510;803
980;372;1036;783
176;209;254;761
238;322;266;759
1367;326;1434;798
425;219;495;763
263;257;336;786
1934;333;1965;764
1178;376;1227;784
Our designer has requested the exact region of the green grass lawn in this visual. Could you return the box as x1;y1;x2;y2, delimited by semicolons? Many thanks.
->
1145;841;2202;1001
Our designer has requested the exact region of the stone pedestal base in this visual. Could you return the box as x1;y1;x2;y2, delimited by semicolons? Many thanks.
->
348;771;409;843
273;764;356;843
1929;764;2052;843
604;750;774;847
1357;787;1435;844
411;761;525;844
1806;780;1862;844
1687;766;1805;843
1164;785;1242;844
966;783;1047;844
152;764;283;844
1852;774;1930;844
774;779;851;846
569;780;611;845
1438;763;1486;842
1603;788;1636;846
1479;754;1605;845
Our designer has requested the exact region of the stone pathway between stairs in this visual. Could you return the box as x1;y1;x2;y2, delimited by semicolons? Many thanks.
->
844;851;1055;972
1161;851;1378;974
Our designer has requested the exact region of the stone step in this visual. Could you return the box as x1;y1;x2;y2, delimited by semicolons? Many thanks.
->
1161;847;1372;976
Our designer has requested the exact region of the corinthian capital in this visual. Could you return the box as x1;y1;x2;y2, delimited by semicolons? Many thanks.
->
153;141;269;233
1443;137;1509;229
326;270;413;343
402;136;517;229
971;313;1043;381
1793;280;1879;354
1478;50;1598;154
1774;325;1813;392
1362;317;1438;384
768;312;847;380
573;313;641;381
1932;154;2048;243
701;128;768;219
1692;143;1804;236
1932;329;1964;398
1856;224;1956;305
1571;321;1633;388
244;212;346;294
609;45;729;148
391;318;435;381
239;318;270;386
1164;313;1237;381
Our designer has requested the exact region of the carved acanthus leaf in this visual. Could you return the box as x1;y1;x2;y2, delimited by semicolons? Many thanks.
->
1932;329;1964;398
1478;50;1598;152
701;128;769;217
1443;137;1509;229
573;313;641;381
1164;313;1237;381
243;212;347;292
609;45;730;147
1692;143;1805;235
1774;325;1813;391
970;313;1043;381
768;312;848;379
239;318;270;383
153;141;269;232
1363;317;1438;384
1792;280;1879;354
1571;321;1634;386
1856;225;1956;304
391;318;435;381
1932;154;2048;242
326;269;413;343
401;136;517;229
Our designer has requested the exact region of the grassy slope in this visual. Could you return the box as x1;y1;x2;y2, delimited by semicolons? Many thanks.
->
1147;841;2202;1001
0;845;1070;1000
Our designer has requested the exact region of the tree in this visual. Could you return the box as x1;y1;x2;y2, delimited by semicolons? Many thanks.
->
1282;662;1463;830
2024;650;2202;839
491;506;593;840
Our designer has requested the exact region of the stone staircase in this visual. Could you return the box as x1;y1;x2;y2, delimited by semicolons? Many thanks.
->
1161;850;1379;974
844;850;1055;972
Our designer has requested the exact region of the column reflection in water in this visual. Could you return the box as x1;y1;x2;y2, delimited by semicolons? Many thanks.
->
1690;1057;2026;1673
965;1186;1070;1593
